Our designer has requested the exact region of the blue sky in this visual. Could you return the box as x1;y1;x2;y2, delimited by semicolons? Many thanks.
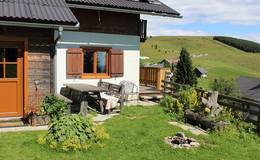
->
142;0;260;43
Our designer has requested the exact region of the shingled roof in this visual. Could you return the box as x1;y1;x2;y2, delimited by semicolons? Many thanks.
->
0;0;78;25
66;0;181;17
237;76;260;102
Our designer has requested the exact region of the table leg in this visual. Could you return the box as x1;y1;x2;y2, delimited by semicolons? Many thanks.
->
80;101;88;117
97;92;105;114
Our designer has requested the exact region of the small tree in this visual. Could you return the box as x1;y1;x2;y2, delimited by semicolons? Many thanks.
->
210;78;236;96
173;48;197;86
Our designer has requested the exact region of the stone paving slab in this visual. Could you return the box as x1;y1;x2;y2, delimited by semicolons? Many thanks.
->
168;121;208;136
0;113;120;133
0;126;48;133
93;113;119;123
125;100;158;106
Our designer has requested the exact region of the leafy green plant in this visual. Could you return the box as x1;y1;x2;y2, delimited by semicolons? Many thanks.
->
210;78;236;96
178;88;200;111
37;114;109;151
161;96;184;120
40;95;69;119
214;108;255;135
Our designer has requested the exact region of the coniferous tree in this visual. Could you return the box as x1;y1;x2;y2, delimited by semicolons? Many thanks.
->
174;48;197;86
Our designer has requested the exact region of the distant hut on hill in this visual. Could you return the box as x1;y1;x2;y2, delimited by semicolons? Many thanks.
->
194;67;208;78
158;58;179;68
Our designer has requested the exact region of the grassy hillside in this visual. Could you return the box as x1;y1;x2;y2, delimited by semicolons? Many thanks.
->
140;36;260;88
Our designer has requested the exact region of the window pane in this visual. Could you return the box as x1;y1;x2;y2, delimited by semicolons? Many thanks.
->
0;64;3;78
97;51;107;73
0;48;4;62
5;48;18;62
5;64;17;78
84;50;94;73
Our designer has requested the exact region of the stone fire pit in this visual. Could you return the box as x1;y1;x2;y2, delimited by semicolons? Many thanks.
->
165;132;200;149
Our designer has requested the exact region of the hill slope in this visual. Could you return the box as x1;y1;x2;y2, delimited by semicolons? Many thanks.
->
140;36;260;88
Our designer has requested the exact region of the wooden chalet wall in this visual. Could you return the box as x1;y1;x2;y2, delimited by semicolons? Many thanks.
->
71;8;140;35
0;26;54;111
0;9;140;113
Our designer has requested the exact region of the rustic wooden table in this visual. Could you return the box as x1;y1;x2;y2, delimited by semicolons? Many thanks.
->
64;84;108;114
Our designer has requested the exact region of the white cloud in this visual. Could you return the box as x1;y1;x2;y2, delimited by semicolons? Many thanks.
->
161;0;260;25
147;24;208;36
239;34;260;43
142;0;260;42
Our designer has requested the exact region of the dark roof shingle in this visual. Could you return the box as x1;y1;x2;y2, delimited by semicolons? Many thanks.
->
195;67;208;74
237;76;260;102
66;0;181;17
0;0;78;25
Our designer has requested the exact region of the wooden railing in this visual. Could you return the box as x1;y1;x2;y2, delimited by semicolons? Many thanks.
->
140;67;170;90
161;80;260;135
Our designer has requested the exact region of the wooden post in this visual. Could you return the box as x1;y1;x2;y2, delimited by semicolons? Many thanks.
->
257;109;260;136
163;80;166;96
119;85;125;112
144;68;148;86
99;100;104;115
80;101;88;117
156;68;161;90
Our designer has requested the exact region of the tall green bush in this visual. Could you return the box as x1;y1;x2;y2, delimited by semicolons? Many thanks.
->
174;48;197;86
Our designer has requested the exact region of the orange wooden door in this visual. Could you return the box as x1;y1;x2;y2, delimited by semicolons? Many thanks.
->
0;43;23;117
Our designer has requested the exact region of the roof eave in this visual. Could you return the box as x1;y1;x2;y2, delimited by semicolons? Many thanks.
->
0;20;80;30
67;4;182;18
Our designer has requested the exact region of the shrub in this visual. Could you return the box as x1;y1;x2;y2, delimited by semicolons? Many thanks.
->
210;78;236;96
178;88;200;111
214;36;260;53
174;48;197;86
160;96;184;120
161;88;200;120
38;114;109;151
40;95;69;119
215;108;255;134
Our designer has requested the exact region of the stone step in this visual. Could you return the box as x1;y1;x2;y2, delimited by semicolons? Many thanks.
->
140;94;163;101
0;118;25;128
0;121;25;128
0;117;22;122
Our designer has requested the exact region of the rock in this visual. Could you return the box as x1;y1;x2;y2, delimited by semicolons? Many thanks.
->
190;142;200;147
172;137;186;144
187;138;197;143
176;132;186;138
181;144;191;148
165;135;200;149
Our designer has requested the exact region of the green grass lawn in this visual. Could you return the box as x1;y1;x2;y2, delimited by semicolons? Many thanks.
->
141;36;260;88
0;106;260;160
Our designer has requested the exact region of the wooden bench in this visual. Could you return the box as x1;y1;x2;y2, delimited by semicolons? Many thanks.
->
59;87;84;113
60;82;125;114
97;81;125;111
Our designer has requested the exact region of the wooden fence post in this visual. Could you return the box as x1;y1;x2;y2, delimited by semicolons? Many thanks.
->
257;109;260;136
156;68;162;90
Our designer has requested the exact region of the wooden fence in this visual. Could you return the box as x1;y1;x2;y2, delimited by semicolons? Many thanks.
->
161;80;260;135
140;67;170;90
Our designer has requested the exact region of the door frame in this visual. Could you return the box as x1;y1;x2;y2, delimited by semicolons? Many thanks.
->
0;36;28;117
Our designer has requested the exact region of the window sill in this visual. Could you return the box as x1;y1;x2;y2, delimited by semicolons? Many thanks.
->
81;74;111;79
